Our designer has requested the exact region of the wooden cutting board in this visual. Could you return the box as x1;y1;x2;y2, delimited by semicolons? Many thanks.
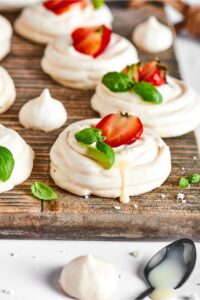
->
0;4;199;240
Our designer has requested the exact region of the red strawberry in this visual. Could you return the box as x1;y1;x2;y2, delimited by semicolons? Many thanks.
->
72;25;112;58
44;0;87;15
95;112;143;148
122;63;141;82
139;60;167;86
121;60;167;86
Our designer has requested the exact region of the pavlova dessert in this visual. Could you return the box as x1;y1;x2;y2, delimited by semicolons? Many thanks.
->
0;125;34;193
91;60;200;137
41;25;138;89
0;66;16;114
50;112;171;203
0;15;12;61
0;0;42;11
14;0;113;44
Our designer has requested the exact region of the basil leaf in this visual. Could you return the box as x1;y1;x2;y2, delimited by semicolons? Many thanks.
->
92;0;104;9
179;177;190;188
131;81;163;104
31;182;57;201
96;141;115;168
75;128;102;145
102;72;133;92
188;174;200;184
0;146;15;182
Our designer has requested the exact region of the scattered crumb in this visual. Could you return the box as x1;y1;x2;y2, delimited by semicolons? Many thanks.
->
177;192;185;201
161;194;166;199
133;203;138;209
177;193;187;204
114;205;121;210
84;195;89;200
31;256;37;259
181;294;199;300
9;253;16;258
193;156;197;160
129;250;142;258
181;167;185;171
59;249;64;253
0;289;13;296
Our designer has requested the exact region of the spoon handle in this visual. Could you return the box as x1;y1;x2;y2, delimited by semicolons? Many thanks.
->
135;287;154;299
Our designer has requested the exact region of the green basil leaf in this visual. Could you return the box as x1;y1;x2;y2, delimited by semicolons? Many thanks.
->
96;141;115;168
92;0;104;9
179;177;190;188
75;128;102;145
131;81;163;104
0;146;15;182
102;72;133;92
188;174;200;184
31;182;57;201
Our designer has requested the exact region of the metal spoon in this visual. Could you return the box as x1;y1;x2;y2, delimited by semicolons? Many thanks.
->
135;238;197;300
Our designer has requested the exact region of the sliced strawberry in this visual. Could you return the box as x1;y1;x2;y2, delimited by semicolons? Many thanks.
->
72;25;112;58
95;112;143;148
72;26;100;44
121;60;167;86
122;63;141;83
139;60;167;86
44;0;87;15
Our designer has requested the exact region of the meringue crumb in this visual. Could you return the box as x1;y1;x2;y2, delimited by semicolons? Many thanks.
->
134;204;138;209
193;156;197;160
177;192;187;204
9;252;16;258
0;289;13;295
84;195;89;200
161;194;166;199
187;294;200;300
114;205;121;210
181;167;185;171
129;250;142;258
177;192;185;200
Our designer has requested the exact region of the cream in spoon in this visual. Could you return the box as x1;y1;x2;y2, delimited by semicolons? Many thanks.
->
19;89;67;132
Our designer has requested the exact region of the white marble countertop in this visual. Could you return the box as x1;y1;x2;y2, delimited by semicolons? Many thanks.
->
0;2;199;300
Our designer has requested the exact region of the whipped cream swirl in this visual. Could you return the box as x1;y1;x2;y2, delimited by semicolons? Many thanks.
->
91;76;200;138
50;119;171;203
19;89;67;132
41;34;139;89
0;66;16;114
0;125;34;193
0;15;12;61
133;16;173;53
14;1;113;44
60;254;118;300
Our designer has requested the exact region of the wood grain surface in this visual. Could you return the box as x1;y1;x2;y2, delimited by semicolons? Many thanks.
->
0;4;199;240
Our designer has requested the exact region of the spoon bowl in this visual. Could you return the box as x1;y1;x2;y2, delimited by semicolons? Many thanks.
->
136;238;197;299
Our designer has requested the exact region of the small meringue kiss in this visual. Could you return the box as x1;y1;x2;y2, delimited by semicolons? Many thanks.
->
19;89;67;132
133;16;173;53
60;254;119;300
